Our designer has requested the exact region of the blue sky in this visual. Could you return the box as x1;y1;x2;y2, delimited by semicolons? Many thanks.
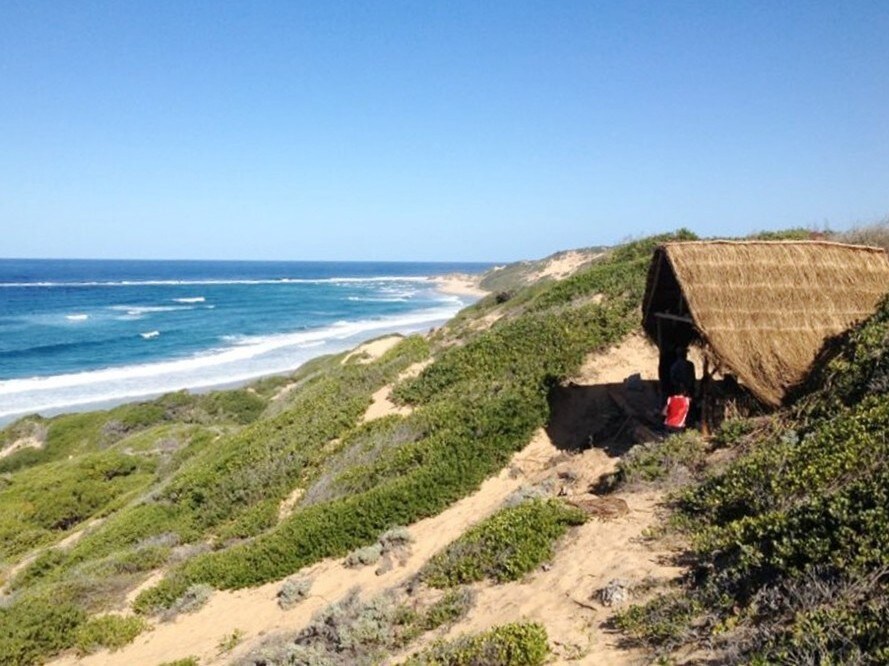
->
1;1;887;261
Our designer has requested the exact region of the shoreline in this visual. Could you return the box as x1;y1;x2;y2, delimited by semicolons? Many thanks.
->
0;280;489;427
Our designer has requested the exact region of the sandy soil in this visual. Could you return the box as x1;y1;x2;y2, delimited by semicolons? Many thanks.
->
343;335;405;364
0;435;43;459
48;335;675;666
390;487;678;666
361;360;430;423
574;333;660;384
431;274;488;297
533;251;602;282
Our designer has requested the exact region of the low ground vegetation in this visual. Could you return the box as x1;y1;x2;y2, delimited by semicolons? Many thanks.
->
615;294;889;663
404;622;550;666
421;499;586;587
239;586;476;666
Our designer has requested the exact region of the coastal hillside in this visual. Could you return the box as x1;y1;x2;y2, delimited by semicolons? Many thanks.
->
1;228;888;665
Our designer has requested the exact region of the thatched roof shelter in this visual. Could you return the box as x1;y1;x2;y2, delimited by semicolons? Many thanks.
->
642;240;889;406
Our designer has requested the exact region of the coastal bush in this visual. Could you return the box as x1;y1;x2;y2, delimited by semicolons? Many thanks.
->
421;499;586;587
160;583;214;621
0;412;107;473
608;430;708;490
301;415;426;506
241;586;474;666
158;335;429;533
198;389;266;425
0;450;156;562
73;614;148;654
240;589;402;665
404;622;550;666
616;295;889;663
418;588;475;632
833;218;889;251
0;593;86;666
344;543;384;568
277;577;312;610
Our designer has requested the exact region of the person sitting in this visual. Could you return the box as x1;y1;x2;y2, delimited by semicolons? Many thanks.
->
662;388;691;433
669;346;696;397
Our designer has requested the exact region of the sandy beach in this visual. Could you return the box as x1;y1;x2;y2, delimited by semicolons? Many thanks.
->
431;273;488;297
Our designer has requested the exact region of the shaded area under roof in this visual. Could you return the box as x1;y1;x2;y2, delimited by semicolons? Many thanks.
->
642;240;889;406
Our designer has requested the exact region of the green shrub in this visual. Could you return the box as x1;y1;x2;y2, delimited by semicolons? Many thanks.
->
74;614;148;654
616;295;889;662
0;593;86;666
612;430;708;489
420;588;475;631
277;577;312;610
0;450;156;562
614;591;701;649
405;622;550;666
160;584;214;621
421;499;586;587
199;389;267;424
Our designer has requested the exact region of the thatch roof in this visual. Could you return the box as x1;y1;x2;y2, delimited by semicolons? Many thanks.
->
642;240;889;405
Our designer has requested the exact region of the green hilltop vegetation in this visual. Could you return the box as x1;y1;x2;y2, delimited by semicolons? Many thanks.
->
1;225;888;664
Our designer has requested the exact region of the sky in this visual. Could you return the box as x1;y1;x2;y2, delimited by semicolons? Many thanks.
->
1;1;887;262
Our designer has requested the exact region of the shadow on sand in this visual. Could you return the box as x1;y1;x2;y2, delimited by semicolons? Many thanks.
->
546;379;663;457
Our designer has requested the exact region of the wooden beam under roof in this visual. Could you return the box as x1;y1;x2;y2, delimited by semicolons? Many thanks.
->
654;312;695;325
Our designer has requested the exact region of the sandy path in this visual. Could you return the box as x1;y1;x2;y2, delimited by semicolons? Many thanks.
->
390;487;678;665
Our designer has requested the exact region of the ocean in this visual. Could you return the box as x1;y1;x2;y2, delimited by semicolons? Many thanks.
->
0;259;491;424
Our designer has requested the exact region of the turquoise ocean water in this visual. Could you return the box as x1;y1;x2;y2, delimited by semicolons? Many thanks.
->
0;259;490;423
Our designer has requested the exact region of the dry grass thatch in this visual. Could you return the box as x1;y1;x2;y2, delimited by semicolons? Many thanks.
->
642;240;889;405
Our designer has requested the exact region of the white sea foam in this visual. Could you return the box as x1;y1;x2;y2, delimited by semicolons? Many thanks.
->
347;297;409;303
65;314;89;321
110;305;192;314
0;277;434;288
0;304;462;422
140;331;160;339
173;297;206;303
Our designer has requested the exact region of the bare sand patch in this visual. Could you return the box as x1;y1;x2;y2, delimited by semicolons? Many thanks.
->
343;335;403;364
363;385;412;422
362;360;431;423
574;333;660;385
0;435;43;459
277;487;305;521
533;251;602;282
431;274;488;298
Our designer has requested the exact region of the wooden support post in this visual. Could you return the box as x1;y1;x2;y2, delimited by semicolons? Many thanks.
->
700;355;711;437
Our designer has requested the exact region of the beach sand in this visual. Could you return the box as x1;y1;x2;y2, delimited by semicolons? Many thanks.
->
431;273;488;297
